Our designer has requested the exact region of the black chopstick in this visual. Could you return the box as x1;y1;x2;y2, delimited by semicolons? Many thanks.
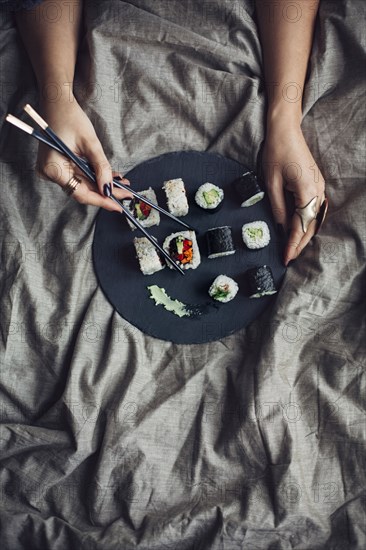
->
104;187;185;274
5;114;91;169
21;104;194;232
111;179;194;231
17;105;185;275
6;110;195;232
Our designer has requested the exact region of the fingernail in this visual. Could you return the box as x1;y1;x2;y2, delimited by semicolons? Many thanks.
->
103;183;111;197
284;254;293;267
115;175;123;181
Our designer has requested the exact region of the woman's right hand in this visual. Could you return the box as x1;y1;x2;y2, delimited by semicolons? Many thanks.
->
36;95;132;211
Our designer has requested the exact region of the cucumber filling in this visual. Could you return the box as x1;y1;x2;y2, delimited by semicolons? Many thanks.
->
203;189;220;206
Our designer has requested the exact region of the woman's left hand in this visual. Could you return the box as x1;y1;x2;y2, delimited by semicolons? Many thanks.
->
260;114;326;266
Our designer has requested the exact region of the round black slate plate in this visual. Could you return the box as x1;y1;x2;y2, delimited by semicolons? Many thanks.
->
93;150;286;344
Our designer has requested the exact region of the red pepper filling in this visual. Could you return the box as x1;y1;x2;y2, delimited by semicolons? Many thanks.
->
132;199;152;220
139;201;151;218
170;237;193;265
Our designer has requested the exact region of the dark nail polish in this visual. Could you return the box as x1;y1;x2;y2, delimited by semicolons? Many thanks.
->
115;176;123;181
103;183;111;197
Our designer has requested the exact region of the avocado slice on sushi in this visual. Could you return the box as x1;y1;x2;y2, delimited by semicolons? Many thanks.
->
203;188;220;206
208;275;239;303
195;183;224;212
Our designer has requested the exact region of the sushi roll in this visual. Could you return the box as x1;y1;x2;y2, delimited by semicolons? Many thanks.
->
242;221;271;249
206;226;235;259
245;265;277;298
163;178;189;217
123;187;160;230
195;182;224;213
163;230;201;270
208;275;239;303
233;171;264;207
134;237;165;275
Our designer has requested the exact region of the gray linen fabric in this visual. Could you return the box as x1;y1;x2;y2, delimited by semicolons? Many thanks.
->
0;1;365;548
0;0;44;12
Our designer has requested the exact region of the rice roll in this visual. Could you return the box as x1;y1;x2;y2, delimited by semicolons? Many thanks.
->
163;178;189;217
195;182;224;212
245;265;277;298
242;221;271;249
134;237;165;275
233;171;264;207
163;230;201;270
206;226;235;259
208;275;238;303
123;187;160;230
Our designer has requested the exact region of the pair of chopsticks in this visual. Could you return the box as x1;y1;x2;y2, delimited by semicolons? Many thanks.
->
6;104;192;275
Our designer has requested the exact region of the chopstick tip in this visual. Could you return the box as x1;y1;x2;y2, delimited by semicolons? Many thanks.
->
23;104;47;130
5;114;33;134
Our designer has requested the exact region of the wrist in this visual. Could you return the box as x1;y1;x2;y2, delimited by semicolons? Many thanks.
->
266;101;302;132
38;81;76;107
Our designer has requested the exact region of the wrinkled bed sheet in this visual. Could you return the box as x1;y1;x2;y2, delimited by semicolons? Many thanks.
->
0;1;365;548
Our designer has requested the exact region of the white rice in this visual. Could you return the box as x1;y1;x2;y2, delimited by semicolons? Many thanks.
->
163;230;201;270
250;290;277;298
242;221;270;249
241;191;264;207
123;187;160;231
208;250;236;259
163;178;189;217
134;237;165;275
208;275;239;303
195;182;224;209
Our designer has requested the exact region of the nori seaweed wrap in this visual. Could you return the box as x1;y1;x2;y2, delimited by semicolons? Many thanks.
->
233;171;264;207
206;226;235;258
245;265;277;298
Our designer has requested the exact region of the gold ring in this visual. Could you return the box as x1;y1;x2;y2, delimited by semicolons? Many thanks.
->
62;175;82;197
295;193;328;234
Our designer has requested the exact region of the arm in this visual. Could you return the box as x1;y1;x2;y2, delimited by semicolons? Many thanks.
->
14;0;131;209
255;0;325;265
15;0;81;90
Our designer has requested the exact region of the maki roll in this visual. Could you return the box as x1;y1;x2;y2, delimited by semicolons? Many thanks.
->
206;226;235;259
208;275;238;303
134;237;165;275
233;171;264;207
163;230;201;270
163;178;189;217
242;221;271;249
123;187;160;230
195;182;224;212
245;265;277;298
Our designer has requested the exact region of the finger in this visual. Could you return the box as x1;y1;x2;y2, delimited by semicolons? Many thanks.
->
284;214;304;266
112;171;130;185
111;172;133;198
265;166;289;230
82;138;113;196
113;187;134;200
284;194;323;265
73;183;124;212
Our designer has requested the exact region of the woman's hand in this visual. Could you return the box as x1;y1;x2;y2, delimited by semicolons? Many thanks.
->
260;112;325;265
37;95;132;211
